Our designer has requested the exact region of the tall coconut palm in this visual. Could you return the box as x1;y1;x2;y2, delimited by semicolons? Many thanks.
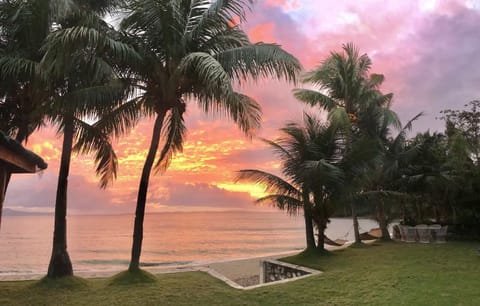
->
293;43;398;243
44;82;131;278
237;114;344;251
110;0;301;270
26;0;136;277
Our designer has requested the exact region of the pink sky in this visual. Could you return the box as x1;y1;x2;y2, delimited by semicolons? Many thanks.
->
5;0;480;214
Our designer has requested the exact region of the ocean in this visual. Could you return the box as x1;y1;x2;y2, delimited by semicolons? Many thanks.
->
0;211;377;279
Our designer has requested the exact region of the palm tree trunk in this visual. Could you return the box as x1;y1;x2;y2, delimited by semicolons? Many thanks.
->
304;211;316;249
314;194;328;251
302;190;316;249
129;111;167;271
377;200;391;240
316;221;326;251
351;201;361;244
47;114;74;278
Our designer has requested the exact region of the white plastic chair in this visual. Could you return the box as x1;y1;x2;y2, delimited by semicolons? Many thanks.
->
434;225;448;243
415;225;431;243
404;226;417;243
429;224;441;242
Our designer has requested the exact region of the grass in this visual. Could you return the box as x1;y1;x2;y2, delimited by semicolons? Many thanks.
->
0;241;479;305
108;269;157;286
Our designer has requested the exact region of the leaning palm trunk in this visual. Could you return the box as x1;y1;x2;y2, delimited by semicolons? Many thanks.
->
48;115;74;277
129;111;167;271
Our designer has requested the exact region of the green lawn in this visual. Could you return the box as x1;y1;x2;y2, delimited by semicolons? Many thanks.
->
1;241;479;305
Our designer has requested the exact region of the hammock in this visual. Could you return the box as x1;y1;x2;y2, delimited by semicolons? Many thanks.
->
324;236;348;246
324;228;382;246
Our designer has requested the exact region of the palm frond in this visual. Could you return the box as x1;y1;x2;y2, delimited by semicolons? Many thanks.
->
73;118;118;188
59;79;129;116
391;112;424;152
221;92;261;137
255;194;303;215
194;24;249;53
235;169;301;197
216;43;301;83
93;96;143;139
188;0;253;35
179;52;232;99
302;159;344;187
369;73;385;87
292;88;336;110
0;57;38;80
328;107;350;130
41;26;141;77
155;103;187;173
402;112;424;132
380;108;401;131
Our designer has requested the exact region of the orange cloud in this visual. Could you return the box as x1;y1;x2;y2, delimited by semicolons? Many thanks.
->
31;141;61;162
248;22;276;43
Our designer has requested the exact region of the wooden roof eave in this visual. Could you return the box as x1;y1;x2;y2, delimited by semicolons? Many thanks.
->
0;145;39;173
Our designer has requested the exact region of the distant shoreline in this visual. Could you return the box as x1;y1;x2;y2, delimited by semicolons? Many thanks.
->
2;209;364;218
2;208;52;217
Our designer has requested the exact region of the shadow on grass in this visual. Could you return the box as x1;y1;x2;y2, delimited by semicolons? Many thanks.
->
349;240;393;248
108;269;157;286
349;241;370;248
280;247;336;268
31;276;89;290
375;237;398;244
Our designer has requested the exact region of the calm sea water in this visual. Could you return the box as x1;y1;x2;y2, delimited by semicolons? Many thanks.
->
0;211;377;278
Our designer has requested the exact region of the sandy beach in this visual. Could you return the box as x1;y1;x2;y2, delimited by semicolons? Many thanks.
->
0;242;353;284
206;252;298;286
205;242;353;287
0;251;298;282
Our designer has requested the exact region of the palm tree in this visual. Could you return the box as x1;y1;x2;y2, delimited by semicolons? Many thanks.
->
237;114;343;251
361;113;423;240
404;132;457;224
114;0;301;270
293;43;398;243
236;169;310;244
45;83;130;278
0;0;58;228
5;0;138;277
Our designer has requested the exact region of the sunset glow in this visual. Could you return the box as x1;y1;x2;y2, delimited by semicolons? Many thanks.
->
5;0;480;214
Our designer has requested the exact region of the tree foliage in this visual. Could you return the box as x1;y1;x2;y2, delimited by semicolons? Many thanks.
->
237;114;344;250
